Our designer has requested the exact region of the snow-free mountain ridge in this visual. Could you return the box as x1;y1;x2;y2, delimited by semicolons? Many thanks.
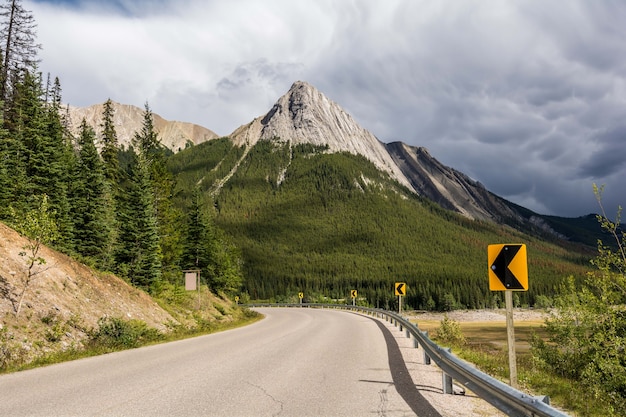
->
69;81;567;233
68;101;219;152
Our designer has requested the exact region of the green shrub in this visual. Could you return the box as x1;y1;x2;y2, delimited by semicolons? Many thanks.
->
89;317;162;349
436;315;466;346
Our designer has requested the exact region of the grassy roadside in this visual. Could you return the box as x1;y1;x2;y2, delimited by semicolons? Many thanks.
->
418;317;609;417
1;286;263;375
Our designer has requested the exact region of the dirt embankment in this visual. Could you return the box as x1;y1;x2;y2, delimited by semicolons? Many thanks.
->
0;222;182;364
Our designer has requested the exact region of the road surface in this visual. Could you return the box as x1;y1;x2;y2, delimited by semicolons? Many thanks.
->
0;308;467;416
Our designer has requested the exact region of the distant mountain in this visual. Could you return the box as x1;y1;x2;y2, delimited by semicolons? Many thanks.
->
227;81;583;239
72;82;606;246
67;101;219;152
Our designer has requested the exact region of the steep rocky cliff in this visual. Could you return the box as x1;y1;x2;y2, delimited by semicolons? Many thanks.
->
386;142;522;221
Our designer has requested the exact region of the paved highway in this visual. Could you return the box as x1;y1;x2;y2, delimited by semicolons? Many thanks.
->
0;308;447;416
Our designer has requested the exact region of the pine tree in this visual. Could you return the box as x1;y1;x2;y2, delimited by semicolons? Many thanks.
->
70;119;110;263
132;102;182;277
99;98;120;183
115;151;162;289
182;189;242;293
182;189;214;270
0;0;41;102
97;98;122;270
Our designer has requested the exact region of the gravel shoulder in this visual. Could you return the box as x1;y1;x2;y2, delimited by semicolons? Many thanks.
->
407;308;549;323
378;313;508;416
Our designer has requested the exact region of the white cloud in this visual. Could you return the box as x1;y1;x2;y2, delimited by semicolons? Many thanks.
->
28;0;626;217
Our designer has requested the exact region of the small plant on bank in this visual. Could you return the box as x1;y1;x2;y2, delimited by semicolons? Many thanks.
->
436;315;466;346
88;317;163;349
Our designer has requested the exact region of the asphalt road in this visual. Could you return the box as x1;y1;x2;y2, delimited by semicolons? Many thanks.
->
0;307;443;416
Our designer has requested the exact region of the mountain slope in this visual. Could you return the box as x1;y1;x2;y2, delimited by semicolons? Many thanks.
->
67;101;219;152
168;137;592;309
68;82;605;245
229;81;414;191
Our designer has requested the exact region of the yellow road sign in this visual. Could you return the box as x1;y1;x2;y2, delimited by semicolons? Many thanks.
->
488;244;528;291
351;290;357;298
298;292;304;299
395;282;406;296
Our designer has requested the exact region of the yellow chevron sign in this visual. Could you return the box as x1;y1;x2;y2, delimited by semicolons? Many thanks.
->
488;244;528;291
351;290;357;298
395;282;406;296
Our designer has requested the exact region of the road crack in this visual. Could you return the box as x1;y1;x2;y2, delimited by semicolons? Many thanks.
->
378;384;392;417
246;381;284;417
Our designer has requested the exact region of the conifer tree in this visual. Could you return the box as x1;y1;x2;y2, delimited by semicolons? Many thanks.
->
182;189;242;293
0;0;41;102
132;102;182;277
115;151;162;289
3;70;73;249
97;98;122;270
70;119;110;263
182;189;214;270
0;110;25;218
99;98;120;183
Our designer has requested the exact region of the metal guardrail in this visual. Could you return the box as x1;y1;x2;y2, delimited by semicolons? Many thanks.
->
246;303;570;417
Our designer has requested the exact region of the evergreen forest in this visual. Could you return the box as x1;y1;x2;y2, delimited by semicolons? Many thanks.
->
167;138;594;309
0;0;596;312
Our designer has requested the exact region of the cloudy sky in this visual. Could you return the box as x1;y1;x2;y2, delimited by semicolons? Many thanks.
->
28;0;625;218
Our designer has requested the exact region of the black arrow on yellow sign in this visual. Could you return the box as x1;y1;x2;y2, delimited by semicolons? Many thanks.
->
488;244;528;291
395;282;406;296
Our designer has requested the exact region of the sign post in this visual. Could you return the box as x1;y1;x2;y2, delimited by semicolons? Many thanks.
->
298;292;304;306
350;290;357;306
488;244;528;389
395;282;406;314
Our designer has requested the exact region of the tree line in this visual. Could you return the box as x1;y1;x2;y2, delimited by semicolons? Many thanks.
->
0;0;243;295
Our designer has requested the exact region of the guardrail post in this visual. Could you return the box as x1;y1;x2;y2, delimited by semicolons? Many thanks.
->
442;372;453;394
422;330;431;364
413;338;419;349
405;329;411;338
442;348;453;394
399;322;403;331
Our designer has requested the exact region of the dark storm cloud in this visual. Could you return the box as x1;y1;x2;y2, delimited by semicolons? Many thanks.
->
578;126;626;178
29;0;625;217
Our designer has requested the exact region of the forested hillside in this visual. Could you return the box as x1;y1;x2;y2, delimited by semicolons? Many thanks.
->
0;0;243;299
0;0;595;313
168;138;593;310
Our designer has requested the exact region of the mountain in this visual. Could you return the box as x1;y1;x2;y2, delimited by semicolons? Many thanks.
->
67;81;603;245
67;101;219;152
226;81;577;238
229;81;414;191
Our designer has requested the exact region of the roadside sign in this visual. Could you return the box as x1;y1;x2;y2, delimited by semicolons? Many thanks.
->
488;244;528;291
395;282;406;296
298;292;304;299
350;290;357;298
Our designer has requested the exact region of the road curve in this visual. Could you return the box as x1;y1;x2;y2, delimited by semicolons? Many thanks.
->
0;307;444;416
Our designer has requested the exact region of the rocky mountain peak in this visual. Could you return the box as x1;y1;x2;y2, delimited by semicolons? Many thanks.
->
230;81;413;189
67;101;219;152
